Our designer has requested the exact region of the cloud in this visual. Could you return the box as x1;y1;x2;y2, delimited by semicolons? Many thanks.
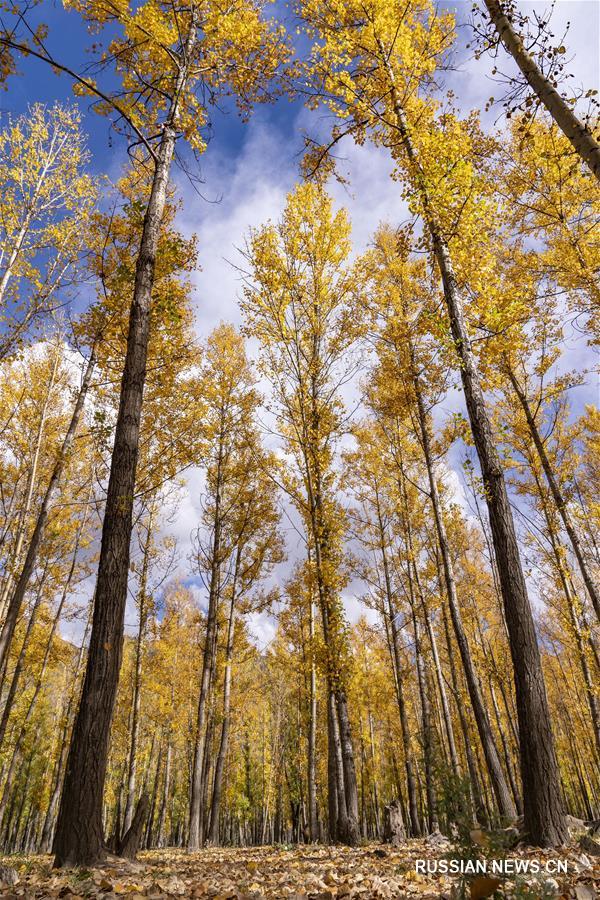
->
175;103;411;344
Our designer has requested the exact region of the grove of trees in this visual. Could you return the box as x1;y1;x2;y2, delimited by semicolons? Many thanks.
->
0;0;598;871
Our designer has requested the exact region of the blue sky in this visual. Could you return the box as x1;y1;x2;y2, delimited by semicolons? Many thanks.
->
3;0;598;642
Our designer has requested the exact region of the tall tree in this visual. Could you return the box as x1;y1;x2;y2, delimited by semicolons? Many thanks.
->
299;0;566;845
189;324;282;849
3;0;291;867
243;183;363;845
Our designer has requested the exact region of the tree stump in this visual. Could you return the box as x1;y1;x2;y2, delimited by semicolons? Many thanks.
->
117;794;149;860
383;799;406;845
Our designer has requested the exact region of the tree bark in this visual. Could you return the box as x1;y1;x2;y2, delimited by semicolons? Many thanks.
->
52;105;183;868
40;605;93;853
412;608;438;833
0;485;89;753
383;799;406;845
118;794;149;860
189;454;223;850
483;0;600;182
441;600;485;826
156;734;172;848
533;466;600;761
379;518;421;837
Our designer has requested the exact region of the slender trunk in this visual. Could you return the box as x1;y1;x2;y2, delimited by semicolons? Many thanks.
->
123;504;155;833
157;735;172;848
378;43;566;845
507;363;600;623
367;710;381;836
534;474;600;760
189;435;224;849
144;744;162;849
409;365;516;818
0;574;47;824
0;345;96;673
307;587;318;841
0;347;59;628
40;606;93;853
207;590;235;844
0;135;63;310
412;609;438;833
330;686;347;840
489;681;522;813
0;487;91;753
382;552;421;836
441;600;485;826
52;42;193;861
335;686;360;843
421;602;460;780
482;0;600;181
327;688;339;842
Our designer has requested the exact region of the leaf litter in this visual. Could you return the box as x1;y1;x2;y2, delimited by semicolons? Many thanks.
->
0;841;597;899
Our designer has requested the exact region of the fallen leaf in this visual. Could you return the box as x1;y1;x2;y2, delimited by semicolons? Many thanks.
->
469;875;502;899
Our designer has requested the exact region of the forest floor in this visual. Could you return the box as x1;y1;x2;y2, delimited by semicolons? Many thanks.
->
0;841;598;900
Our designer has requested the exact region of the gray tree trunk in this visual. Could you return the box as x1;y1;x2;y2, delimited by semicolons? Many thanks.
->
483;0;600;181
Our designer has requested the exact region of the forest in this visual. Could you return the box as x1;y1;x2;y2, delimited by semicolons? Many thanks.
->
0;0;599;896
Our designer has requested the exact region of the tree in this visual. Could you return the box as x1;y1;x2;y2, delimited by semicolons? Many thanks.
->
299;0;566;845
495;119;600;342
0;103;96;359
242;182;363;845
359;226;517;821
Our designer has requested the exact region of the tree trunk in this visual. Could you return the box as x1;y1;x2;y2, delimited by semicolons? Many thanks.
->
40;605;93;853
412;608;438;833
207;590;236;844
421;602;460;780
326;688;339;842
52;113;182;868
380;525;421;836
441;600;485;826
506;363;600;624
482;0;600;181
335;687;361;844
0;486;91;749
378;45;566;846
118;794;149;860
156;733;172;849
0;573;47;824
307;588;318;841
383;799;406;845
328;685;347;841
533;468;600;760
123;504;155;834
409;362;516;819
189;430;224;849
